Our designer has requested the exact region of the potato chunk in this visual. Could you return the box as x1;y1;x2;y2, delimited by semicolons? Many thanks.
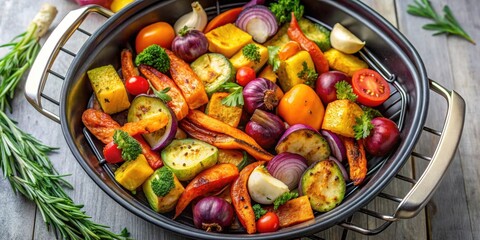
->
87;65;130;114
205;23;253;58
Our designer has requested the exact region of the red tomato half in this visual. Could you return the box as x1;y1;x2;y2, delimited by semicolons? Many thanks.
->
236;66;256;87
351;69;390;107
125;76;149;96
103;142;123;164
256;212;280;233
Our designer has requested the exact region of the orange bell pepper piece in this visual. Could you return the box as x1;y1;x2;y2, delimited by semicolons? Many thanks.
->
231;161;265;234
174;163;239;218
132;135;163;170
343;137;367;185
287;13;329;74
203;7;244;33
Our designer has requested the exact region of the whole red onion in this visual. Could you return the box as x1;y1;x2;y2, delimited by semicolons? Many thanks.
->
245;109;285;149
364;117;400;156
74;0;112;8
193;196;234;232
171;28;208;62
243;78;283;114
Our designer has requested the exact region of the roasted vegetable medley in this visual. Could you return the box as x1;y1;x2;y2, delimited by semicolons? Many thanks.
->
82;0;401;234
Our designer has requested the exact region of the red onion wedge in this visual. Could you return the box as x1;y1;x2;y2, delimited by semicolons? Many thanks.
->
266;152;308;190
321;130;347;162
235;5;278;43
243;0;265;8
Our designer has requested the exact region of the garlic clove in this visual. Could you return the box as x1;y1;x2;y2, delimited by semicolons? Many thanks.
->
174;1;207;35
330;23;365;54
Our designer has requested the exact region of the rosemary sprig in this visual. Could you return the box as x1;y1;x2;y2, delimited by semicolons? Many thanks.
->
407;0;475;44
0;4;125;240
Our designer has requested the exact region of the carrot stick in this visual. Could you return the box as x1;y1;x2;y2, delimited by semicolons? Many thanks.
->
203;7;243;33
133;135;163;170
121;49;139;81
343;137;367;185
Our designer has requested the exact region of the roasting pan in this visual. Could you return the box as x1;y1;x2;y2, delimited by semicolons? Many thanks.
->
25;0;465;239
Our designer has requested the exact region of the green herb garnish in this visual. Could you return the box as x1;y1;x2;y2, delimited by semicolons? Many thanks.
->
407;0;475;44
242;43;261;63
267;46;281;72
353;112;374;140
269;0;305;25
253;204;268;220
273;192;298;210
113;130;142;161
220;82;244;107
135;44;170;73
335;81;358;102
297;61;318;87
150;83;172;102
151;167;175;197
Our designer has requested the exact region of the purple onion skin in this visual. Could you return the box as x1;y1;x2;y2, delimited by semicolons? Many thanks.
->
364;117;400;156
171;29;208;63
321;130;346;162
315;71;350;105
266;152;307;190
243;78;283;115
276;124;317;148
75;0;111;8
235;5;278;42
243;0;265;8
193;196;234;232
245;109;285;149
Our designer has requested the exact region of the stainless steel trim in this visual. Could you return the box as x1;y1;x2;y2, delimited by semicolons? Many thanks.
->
24;5;113;123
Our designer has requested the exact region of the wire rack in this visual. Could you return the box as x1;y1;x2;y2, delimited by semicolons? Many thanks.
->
34;2;459;239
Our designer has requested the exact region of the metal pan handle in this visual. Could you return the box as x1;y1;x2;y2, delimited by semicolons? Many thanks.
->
25;5;113;123
394;79;465;219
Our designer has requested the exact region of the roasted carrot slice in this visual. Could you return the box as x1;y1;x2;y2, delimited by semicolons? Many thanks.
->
165;50;209;109
343;137;367;185
174;163;239;219
133;135;163;170
203;7;243;33
121;49;139;81
180;118;273;161
139;65;189;120
121;113;168;136
231;161;265;234
82;109;121;144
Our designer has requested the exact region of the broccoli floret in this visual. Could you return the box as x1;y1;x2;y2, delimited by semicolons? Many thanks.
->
151;167;175;197
113;130;142;161
135;44;170;73
269;0;304;26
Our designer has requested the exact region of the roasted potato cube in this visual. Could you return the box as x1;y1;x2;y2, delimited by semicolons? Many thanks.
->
87;65;130;114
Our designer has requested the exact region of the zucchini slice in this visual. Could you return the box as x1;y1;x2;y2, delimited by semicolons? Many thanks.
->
190;53;235;96
300;160;345;212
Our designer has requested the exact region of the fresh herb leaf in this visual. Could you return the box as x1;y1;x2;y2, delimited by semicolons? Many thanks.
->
353;112;374;140
407;0;475;44
273;192;298;210
120;227;132;239
253;204;267;220
335;81;357;102
151;167;175;197
267;46;281;72
113;130;142;161
149;82;172;102
362;106;383;119
269;0;305;25
297;61;318;86
242;43;261;63
220;82;244;107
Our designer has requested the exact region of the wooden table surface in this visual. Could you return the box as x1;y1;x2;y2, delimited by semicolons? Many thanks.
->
1;0;478;239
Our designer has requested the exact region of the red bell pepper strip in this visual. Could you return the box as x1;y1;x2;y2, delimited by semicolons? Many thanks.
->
174;163;239;219
132;135;163;170
287;13;329;74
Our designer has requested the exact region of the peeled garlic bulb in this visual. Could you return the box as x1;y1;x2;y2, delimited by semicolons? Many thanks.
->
330;23;365;54
174;1;207;35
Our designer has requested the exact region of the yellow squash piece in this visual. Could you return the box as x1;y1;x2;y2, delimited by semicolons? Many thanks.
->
276;50;315;92
321;99;364;138
205;23;253;58
143;169;185;213
114;154;154;191
229;43;268;72
323;48;368;76
87;65;130;114
258;65;277;83
205;92;243;127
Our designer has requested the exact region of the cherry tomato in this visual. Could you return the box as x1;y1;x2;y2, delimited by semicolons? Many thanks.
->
236;66;256;87
125;76;149;95
351;69;390;107
103;141;123;164
135;22;175;53
256;212;280;233
278;84;325;130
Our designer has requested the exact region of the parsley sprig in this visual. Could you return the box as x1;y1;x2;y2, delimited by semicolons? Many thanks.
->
297;62;318;87
353;107;384;140
242;43;261;63
253;204;267;220
335;81;357;102
273;192;298;210
220;82;244;107
407;0;475;44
